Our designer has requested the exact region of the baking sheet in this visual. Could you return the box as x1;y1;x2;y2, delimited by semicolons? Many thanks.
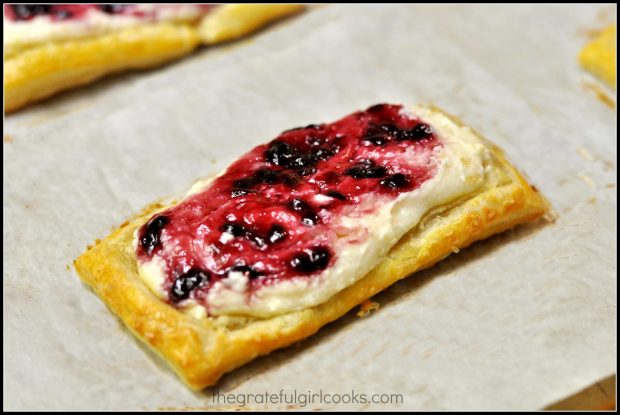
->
3;4;617;410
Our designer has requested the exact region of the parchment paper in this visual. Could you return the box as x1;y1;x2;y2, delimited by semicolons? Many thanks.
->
3;4;617;410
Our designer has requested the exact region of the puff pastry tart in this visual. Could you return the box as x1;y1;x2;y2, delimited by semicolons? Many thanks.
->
3;4;303;112
75;104;550;389
578;24;617;90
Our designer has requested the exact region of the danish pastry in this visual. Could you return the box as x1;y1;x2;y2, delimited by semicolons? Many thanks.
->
3;4;304;112
579;24;617;90
75;104;550;389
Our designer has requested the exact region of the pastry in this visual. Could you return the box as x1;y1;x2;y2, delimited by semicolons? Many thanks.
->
75;103;550;389
3;4;304;112
579;24;617;90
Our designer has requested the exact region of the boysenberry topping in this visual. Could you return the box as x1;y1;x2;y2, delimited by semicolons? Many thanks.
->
140;215;169;255
267;224;287;244
170;268;208;302
136;104;440;312
345;161;387;179
290;247;331;273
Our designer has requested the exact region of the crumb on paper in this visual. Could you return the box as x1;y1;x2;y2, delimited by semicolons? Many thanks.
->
605;183;616;188
4;135;13;144
578;173;597;189
357;300;380;318
588;197;598;205
581;80;616;109
576;146;595;161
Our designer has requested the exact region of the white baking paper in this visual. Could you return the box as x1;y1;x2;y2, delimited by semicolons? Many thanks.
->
3;4;616;410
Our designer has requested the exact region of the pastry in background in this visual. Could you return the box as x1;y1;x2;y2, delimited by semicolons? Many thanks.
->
579;25;617;90
3;4;304;112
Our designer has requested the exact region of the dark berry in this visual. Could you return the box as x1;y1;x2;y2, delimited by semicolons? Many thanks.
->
170;268;208;302
265;141;299;168
290;153;317;169
366;104;387;113
345;161;387;179
267;224;287;244
397;123;432;141
380;173;410;189
98;4;128;14
312;147;334;161
289;198;319;226
326;190;347;201
253;168;280;184
139;215;169;255
378;123;398;133
220;222;246;237
290;247;331;273
11;4;52;20
362;124;388;146
265;141;320;170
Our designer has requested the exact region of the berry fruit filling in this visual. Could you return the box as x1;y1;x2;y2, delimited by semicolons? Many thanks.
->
4;4;213;22
136;104;441;312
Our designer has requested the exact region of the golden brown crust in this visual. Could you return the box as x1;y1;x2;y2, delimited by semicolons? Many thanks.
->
4;23;200;113
199;4;305;44
75;109;550;390
4;5;305;113
578;25;617;90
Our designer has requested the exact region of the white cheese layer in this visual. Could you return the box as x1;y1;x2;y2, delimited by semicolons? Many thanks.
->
4;5;211;58
136;106;491;318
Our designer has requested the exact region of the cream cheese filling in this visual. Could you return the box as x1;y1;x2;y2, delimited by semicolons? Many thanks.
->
136;105;491;318
4;5;211;58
